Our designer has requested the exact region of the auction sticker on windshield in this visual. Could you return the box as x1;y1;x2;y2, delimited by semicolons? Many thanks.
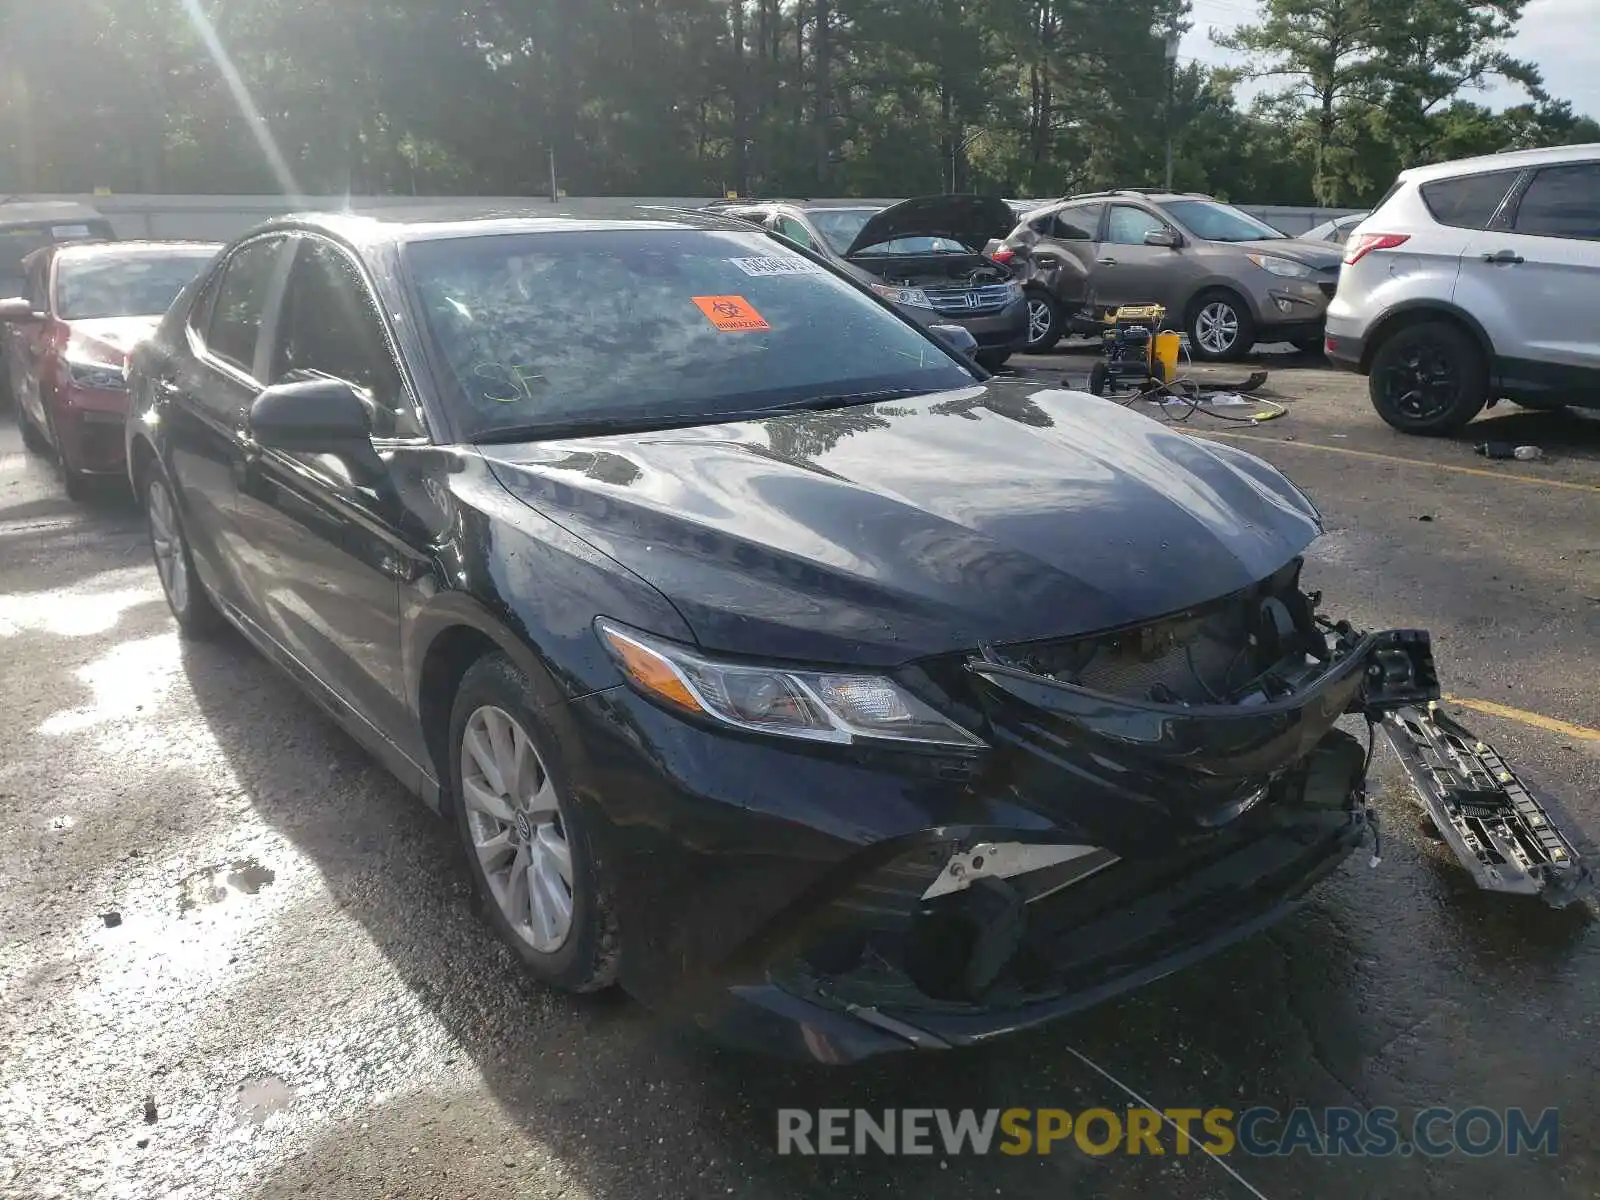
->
728;255;823;277
693;295;771;331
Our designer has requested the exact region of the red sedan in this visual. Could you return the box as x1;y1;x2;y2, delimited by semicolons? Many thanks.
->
2;240;219;499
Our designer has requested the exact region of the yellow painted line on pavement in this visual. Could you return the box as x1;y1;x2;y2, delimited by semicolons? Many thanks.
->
1445;696;1600;743
1201;430;1600;494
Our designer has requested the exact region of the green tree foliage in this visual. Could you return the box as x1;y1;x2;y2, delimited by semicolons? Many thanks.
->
0;0;1588;204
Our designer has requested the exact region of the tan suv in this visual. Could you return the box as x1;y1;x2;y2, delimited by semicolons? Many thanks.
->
998;190;1343;360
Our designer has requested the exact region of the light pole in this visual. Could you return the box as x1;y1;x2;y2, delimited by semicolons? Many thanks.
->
1164;29;1181;191
952;128;987;192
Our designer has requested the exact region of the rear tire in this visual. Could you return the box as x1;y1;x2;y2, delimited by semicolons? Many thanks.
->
17;407;48;454
449;654;620;993
1023;289;1064;353
1291;336;1325;357
974;350;1011;371
1187;290;1256;362
145;472;224;637
1368;321;1487;436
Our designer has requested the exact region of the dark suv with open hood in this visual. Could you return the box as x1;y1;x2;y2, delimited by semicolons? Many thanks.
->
713;196;1027;368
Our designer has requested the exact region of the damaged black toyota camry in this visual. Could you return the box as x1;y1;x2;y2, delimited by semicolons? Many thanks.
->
127;209;1591;1064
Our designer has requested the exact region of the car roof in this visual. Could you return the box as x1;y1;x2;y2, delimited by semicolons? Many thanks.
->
1398;142;1600;184
1060;189;1214;204
254;207;760;250
0;201;111;227
53;239;220;261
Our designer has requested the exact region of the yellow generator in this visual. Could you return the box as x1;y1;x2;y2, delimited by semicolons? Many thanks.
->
1088;304;1181;395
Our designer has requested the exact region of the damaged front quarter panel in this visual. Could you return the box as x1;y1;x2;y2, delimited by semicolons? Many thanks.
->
965;569;1593;908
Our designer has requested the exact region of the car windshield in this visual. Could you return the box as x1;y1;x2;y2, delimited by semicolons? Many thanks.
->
55;249;216;319
405;227;974;439
1163;200;1287;242
805;208;969;256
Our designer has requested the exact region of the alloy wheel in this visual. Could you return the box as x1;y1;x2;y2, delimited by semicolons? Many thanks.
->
1194;301;1239;355
460;705;574;953
148;480;190;616
1379;342;1461;422
1026;297;1054;346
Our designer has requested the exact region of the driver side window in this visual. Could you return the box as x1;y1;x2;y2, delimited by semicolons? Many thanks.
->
271;238;420;438
1106;206;1167;246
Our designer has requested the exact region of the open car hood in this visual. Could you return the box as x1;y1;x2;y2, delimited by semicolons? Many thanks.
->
844;195;1020;257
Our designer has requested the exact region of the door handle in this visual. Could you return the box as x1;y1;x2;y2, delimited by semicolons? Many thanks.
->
1482;249;1524;264
1097;257;1118;266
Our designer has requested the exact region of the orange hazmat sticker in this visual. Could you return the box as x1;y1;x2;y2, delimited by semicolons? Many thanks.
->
692;295;770;332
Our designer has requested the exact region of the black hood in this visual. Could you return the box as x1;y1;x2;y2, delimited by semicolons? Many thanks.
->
844;194;1020;257
481;382;1323;666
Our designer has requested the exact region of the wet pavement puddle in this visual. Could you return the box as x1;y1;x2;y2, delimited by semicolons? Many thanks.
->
177;859;276;915
233;1074;297;1126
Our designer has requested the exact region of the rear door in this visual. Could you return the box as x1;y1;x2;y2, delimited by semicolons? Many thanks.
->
1026;203;1100;309
160;234;295;609
235;233;425;760
1093;204;1195;311
1455;160;1600;399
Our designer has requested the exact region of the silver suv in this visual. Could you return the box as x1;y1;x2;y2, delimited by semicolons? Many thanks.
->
1326;143;1600;434
998;190;1343;359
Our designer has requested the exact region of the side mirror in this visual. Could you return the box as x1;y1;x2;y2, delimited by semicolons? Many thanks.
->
929;323;980;361
1144;229;1182;249
0;297;43;323
248;378;385;483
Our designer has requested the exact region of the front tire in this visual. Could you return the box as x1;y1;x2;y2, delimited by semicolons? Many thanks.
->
145;473;224;636
52;427;90;502
1187;291;1256;362
974;349;1011;371
1023;289;1064;353
449;654;619;993
1368;321;1487;435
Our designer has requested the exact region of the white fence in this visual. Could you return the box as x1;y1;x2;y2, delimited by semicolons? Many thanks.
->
8;194;1361;242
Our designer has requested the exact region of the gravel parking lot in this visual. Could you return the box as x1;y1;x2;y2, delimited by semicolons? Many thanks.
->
3;353;1598;1200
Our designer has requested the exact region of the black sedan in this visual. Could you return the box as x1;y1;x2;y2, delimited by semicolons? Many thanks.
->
126;210;1590;1063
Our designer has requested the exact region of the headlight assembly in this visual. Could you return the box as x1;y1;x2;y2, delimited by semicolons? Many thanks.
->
1246;254;1315;280
596;619;985;748
870;283;936;309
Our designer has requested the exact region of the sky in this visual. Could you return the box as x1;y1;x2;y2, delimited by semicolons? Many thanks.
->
1182;0;1600;119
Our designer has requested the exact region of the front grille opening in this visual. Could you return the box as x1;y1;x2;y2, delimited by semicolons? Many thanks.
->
990;561;1324;706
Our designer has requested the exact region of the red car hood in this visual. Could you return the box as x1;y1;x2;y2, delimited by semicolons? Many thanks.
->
66;315;161;360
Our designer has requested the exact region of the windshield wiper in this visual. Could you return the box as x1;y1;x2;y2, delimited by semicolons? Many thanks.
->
471;410;718;443
722;386;937;420
469;387;939;445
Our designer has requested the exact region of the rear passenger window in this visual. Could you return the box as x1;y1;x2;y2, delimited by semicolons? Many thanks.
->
205;237;284;374
1512;164;1600;241
1053;206;1101;240
1419;171;1519;229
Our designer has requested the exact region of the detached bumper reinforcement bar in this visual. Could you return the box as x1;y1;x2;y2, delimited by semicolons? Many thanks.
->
1379;704;1595;908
